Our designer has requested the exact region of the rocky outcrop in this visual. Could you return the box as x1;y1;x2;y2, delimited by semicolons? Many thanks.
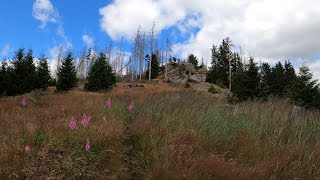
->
165;62;207;84
168;75;188;84
189;74;206;83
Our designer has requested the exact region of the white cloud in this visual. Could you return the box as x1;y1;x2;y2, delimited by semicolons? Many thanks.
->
99;0;320;80
309;61;320;81
0;44;11;57
32;0;72;76
82;35;94;47
32;0;58;28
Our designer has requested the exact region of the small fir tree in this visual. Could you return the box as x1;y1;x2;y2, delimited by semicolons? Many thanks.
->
56;51;78;91
85;53;116;91
36;55;51;90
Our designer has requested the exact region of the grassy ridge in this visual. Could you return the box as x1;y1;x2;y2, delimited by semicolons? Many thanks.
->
0;84;320;179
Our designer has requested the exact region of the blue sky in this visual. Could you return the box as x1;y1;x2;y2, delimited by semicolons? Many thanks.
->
0;0;189;59
0;0;113;58
0;0;320;79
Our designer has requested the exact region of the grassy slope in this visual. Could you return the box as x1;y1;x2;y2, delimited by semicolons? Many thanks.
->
1;83;320;179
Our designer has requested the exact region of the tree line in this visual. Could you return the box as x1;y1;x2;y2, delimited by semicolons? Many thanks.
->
0;48;116;96
206;38;320;109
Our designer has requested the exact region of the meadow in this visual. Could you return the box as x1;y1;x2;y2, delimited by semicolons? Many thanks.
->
1;83;320;179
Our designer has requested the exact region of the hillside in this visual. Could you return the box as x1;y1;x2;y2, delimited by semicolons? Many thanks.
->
1;83;320;179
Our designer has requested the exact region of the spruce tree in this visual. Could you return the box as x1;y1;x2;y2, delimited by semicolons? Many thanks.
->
145;53;159;79
289;65;320;109
231;57;259;101
187;54;198;68
283;61;297;94
12;48;37;94
206;38;232;87
0;61;6;95
270;62;285;97
84;53;116;91
245;57;260;98
56;51;78;91
1;62;17;96
231;69;249;101
258;63;272;98
36;55;51;90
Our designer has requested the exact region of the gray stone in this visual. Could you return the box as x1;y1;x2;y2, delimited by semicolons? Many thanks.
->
189;74;206;83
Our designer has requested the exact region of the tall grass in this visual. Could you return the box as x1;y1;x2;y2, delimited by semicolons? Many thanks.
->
1;84;320;179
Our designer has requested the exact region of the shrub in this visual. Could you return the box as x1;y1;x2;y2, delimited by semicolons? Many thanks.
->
208;86;218;94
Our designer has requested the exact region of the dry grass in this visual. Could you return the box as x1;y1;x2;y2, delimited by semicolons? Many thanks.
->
1;83;320;179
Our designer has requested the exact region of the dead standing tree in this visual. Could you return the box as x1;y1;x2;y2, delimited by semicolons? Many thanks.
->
149;21;156;81
165;37;172;80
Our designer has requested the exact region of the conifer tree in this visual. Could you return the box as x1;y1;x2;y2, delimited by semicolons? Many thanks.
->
258;63;272;98
56;51;78;91
0;61;6;95
270;62;285;97
206;38;232;87
289;65;320;109
231;57;259;101
246;57;260;97
1;62;17;96
85;53;116;91
145;53;159;79
187;54;198;68
12;48;37;94
36;55;51;90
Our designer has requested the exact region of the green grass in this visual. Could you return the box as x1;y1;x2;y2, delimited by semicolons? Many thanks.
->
1;86;320;179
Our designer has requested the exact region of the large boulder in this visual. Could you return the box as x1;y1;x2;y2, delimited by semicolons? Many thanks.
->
169;75;188;84
189;74;206;83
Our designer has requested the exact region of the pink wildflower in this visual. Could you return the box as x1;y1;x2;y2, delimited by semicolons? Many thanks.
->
106;97;112;109
81;113;89;127
61;105;65;112
85;140;91;151
25;145;30;153
69;117;77;129
128;101;134;111
21;98;27;106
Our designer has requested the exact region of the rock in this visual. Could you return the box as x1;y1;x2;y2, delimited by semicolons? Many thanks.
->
184;63;196;73
169;75;188;84
189;74;206;83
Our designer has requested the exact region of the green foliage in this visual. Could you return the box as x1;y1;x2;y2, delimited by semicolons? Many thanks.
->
13;49;37;94
208;86;218;94
0;48;46;96
206;38;235;87
145;53;159;79
187;54;198;68
56;51;78;92
36;55;51;90
84;53;116;91
289;65;320;109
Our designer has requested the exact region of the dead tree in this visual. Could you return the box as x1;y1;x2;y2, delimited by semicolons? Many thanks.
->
149;21;156;81
54;46;64;79
165;38;172;80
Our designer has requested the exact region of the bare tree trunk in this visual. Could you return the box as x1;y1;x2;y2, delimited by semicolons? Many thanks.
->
139;32;145;81
54;46;64;79
165;38;172;81
149;21;156;81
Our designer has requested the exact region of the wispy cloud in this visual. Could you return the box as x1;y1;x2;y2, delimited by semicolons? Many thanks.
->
82;35;94;47
0;44;11;58
32;0;58;29
32;0;72;61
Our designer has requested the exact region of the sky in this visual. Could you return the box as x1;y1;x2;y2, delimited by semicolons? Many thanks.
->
0;0;320;80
